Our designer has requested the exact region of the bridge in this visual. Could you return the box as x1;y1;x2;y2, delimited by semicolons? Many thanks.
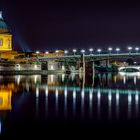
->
38;53;140;61
38;53;140;73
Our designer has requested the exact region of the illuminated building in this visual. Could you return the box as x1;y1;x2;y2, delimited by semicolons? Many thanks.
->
0;11;12;51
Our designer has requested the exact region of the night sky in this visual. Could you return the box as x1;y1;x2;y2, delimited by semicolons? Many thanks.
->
1;0;140;52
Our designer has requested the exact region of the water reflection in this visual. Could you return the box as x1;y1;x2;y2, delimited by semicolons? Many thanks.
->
116;90;119;119
89;89;93;119
97;89;101;119
0;72;140;133
64;86;67;118
135;93;139;118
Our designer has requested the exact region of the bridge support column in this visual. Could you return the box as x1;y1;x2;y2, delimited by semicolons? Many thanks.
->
41;61;48;70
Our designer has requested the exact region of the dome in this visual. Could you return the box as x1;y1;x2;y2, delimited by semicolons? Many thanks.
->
0;12;10;34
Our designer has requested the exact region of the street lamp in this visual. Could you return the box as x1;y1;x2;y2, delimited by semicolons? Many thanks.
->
64;50;68;55
128;46;132;53
108;47;112;54
45;51;49;54
89;48;93;55
36;51;40;54
55;50;59;53
81;49;85;54
97;49;101;55
73;49;77;55
135;47;139;53
116;48;120;54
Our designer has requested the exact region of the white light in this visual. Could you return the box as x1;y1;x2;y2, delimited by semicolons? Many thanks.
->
73;49;77;53
50;74;54;82
108;93;112;101
62;74;65;82
0;121;1;134
0;11;3;19
128;46;132;50
45;86;48;97
135;94;139;102
64;50;68;54
116;48;120;51
36;87;39;98
134;62;137;64
34;65;37;69
97;92;101;99
128;94;132;102
108;47;112;51
81;49;85;53
34;75;37;83
116;93;119;100
97;49;101;52
45;51;49;54
36;51;40;54
89;92;93;100
89;48;93;52
135;47;139;51
81;90;84;99
73;90;76;99
50;65;54;70
55;50;59;53
123;76;126;84
62;66;65;70
55;88;58;97
16;75;20;85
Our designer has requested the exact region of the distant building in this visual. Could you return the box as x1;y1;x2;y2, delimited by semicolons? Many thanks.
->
0;11;12;51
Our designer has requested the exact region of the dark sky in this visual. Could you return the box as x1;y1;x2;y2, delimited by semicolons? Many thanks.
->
1;0;140;51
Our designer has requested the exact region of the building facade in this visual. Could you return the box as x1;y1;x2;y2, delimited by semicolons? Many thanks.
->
0;11;12;51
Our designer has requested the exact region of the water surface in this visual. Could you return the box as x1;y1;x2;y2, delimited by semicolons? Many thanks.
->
0;72;140;135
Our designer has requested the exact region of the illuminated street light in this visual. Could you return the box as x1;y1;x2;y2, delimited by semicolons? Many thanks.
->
45;51;49;54
81;49;85;54
36;51;40;54
134;62;137;64
55;50;59;53
108;47;112;54
89;48;93;55
97;49;101;55
64;50;68;54
128;46;132;53
116;48;120;54
135;47;139;53
73;49;77;55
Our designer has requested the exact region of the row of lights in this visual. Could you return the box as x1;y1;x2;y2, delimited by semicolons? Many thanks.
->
36;47;140;55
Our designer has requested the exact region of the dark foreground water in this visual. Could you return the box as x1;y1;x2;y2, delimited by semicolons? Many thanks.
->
1;72;140;136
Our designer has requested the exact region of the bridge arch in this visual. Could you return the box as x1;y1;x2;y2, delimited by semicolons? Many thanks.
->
118;66;140;72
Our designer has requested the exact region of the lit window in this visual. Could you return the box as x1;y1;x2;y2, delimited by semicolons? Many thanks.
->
0;39;3;46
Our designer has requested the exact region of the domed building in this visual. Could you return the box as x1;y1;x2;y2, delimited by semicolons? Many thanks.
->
0;11;12;51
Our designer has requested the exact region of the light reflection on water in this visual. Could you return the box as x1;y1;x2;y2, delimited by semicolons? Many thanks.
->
0;72;140;133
